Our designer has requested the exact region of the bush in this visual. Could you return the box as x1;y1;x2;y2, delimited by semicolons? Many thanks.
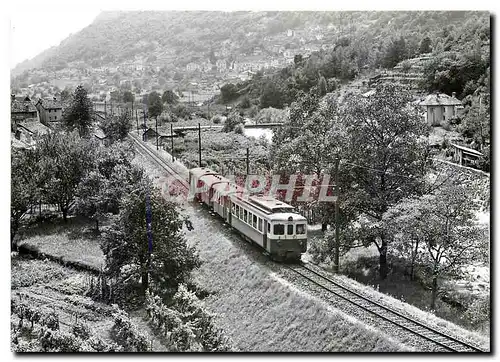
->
211;115;222;124
111;307;150;352
463;296;490;331
234;124;244;135
222;112;243;132
145;287;233;352
239;96;251;109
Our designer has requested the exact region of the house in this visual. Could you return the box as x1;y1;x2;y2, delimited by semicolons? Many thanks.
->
11;95;38;123
13;119;50;147
186;62;201;72
451;143;484;168
36;98;63;125
417;93;463;126
216;59;227;73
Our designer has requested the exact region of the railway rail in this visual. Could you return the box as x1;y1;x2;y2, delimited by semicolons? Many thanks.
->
286;263;487;353
129;134;189;191
131;133;488;353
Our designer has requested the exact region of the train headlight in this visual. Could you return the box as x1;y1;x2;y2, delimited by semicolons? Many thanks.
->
277;240;282;246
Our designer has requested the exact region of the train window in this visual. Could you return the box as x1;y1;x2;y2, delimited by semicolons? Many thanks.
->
236;205;240;218
240;207;243;219
244;210;248;223
296;224;306;235
253;215;257;228
268;223;270;233
274;224;285;235
248;212;253;225
232;204;236;214
258;218;263;232
287;225;294;235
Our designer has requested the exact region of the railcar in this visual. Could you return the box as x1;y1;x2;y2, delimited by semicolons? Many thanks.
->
188;167;307;261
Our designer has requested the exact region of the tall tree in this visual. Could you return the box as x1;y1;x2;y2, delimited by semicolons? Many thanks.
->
11;149;39;250
63;85;94;137
75;145;140;232
102;180;200;296
339;84;431;279
162;90;179;105
101;113;132;143
123;91;135;104
384;178;488;309
148;91;163;120
419;36;432;54
38;132;96;222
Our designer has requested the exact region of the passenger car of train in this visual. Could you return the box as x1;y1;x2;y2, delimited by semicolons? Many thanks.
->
189;167;307;261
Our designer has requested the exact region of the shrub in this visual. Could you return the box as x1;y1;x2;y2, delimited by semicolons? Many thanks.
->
463;296;490;331
222;112;243;132
111;307;150;352
234;124;244;135
211;115;222;124
145;287;233;352
239;96;251;109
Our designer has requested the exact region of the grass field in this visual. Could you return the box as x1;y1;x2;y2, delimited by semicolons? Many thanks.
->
17;217;104;271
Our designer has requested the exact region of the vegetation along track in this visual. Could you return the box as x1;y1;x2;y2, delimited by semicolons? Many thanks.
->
286;263;486;353
130;134;486;353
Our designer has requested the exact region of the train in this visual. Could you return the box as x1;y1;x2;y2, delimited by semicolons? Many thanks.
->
188;167;307;262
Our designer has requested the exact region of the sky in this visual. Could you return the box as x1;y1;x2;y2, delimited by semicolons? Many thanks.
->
9;10;101;68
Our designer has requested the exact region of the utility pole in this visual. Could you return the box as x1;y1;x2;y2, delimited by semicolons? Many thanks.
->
155;117;159;150
246;147;250;175
334;155;340;273
136;109;139;135
143;109;147;141
207;102;210;119
198;123;202;167
171;123;174;162
104;100;107;119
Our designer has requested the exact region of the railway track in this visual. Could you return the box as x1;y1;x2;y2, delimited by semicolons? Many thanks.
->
129;134;189;191
286;263;487;353
131;134;488;353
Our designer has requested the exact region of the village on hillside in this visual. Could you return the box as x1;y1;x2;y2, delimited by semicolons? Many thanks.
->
10;10;490;353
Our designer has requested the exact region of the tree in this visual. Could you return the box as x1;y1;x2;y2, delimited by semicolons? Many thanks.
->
381;37;407;69
219;84;239;103
340;84;430;279
162;90;179;105
11;149;38;250
75;144;140;232
317;75;328;96
63;85;94;137
222;112;244;133
60;87;72;103
384;178;488;309
101;113;132;143
38;132;96;222
123;91;134;104
148;91;163;120
259;81;284;109
419;36;432;54
101;181;200;296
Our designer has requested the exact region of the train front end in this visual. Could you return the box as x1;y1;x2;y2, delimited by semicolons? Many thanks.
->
267;213;308;262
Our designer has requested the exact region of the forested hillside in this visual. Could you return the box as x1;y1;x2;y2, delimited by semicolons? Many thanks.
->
217;11;490;109
13;11;488;77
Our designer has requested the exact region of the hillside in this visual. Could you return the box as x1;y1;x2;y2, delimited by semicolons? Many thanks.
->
12;11;488;78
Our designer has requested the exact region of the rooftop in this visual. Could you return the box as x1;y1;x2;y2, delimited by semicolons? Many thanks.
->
37;98;63;110
17;120;51;136
11;99;37;113
418;93;462;107
451;143;483;157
